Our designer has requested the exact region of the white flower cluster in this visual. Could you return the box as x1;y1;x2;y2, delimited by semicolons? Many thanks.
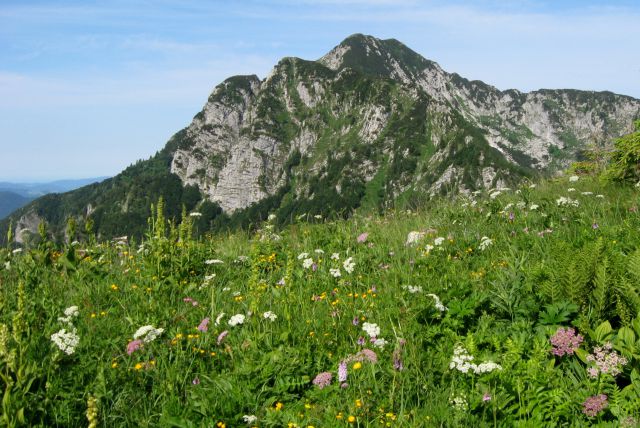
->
405;231;426;246
489;190;501;199
372;338;388;349
434;237;445;246
133;325;164;343
205;259;224;265
51;328;80;355
403;285;423;294
263;311;277;322
330;252;340;260
556;197;579;207
529;204;539;211
242;415;258;424
57;305;79;324
228;314;245;326
362;322;380;338
329;268;341;277
478;236;493;251
449;345;502;375
302;258;314;269
569;175;579;182
427;294;448;312
51;305;81;354
343;257;355;274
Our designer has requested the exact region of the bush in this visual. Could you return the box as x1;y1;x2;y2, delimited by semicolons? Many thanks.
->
603;120;640;183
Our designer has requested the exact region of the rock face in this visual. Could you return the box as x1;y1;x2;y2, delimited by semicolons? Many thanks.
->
3;33;640;241
165;34;639;213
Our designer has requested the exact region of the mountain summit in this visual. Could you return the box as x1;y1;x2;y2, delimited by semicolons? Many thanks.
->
3;35;640;242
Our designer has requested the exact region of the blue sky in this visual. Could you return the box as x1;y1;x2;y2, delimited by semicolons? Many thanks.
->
1;0;639;181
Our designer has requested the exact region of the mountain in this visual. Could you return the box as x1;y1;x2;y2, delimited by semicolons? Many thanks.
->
2;34;639;243
0;191;33;220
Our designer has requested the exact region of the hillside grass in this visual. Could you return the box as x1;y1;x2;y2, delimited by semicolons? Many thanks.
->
2;175;640;427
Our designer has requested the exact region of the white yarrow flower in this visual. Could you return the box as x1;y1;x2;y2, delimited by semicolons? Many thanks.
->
228;314;245;326
405;231;425;246
403;285;423;294
51;328;80;355
427;294;448;312
569;175;579;182
243;415;258;424
434;237;445;246
330;252;340;260
133;325;164;343
263;311;277;321
302;258;314;269
343;257;355;274
205;259;224;265
478;236;493;251
362;322;380;338
329;268;342;277
373;338;388;349
297;252;309;260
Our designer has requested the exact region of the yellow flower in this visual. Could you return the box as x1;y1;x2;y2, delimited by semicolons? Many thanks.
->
347;415;356;423
111;362;118;369
90;313;97;318
355;399;362;408
110;284;119;291
275;402;284;411
134;363;143;370
353;362;362;370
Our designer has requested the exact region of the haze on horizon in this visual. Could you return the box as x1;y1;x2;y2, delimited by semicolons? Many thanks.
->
1;0;639;182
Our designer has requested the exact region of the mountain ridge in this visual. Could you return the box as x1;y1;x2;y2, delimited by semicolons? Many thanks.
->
2;34;639;243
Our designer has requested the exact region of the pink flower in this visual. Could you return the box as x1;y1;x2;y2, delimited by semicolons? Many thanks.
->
312;371;333;389
357;232;369;243
482;393;492;402
338;361;348;382
197;317;210;332
126;339;143;356
217;330;228;345
550;327;583;356
183;297;199;306
192;377;200;385
583;394;608;417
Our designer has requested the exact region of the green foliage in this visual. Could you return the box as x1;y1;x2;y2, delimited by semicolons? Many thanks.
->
604;120;640;183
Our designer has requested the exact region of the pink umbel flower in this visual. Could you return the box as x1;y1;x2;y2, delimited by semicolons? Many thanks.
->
585;342;628;377
357;232;369;243
583;394;608;417
216;330;228;345
126;339;143;355
197;317;210;332
312;372;333;389
550;327;583;356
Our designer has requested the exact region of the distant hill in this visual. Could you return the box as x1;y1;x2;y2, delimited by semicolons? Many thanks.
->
0;191;33;220
0;177;110;199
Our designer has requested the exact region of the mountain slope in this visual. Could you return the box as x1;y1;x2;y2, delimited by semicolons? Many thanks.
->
3;34;639;243
0;191;32;220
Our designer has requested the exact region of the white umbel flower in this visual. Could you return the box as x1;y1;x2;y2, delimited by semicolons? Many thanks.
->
362;322;380;338
228;314;245;326
427;294;448;312
133;325;164;343
51;328;80;355
478;236;493;251
263;311;277;322
343;257;355;274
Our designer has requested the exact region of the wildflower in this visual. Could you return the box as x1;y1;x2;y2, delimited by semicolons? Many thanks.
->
302;258;314;269
133;325;164;343
393;348;404;371
403;285;422;293
275;402;284;411
449;345;475;373
357;336;366;345
347;415;356;423
582;394;608;417
569;175;579;182
405;231;426;246
217;330;228;345
58;305;80;324
567;188;576;192
582;191;593;195
352;349;378;363
263;311;277;322
312;371;333;389
51;328;80;355
434;237;445;246
197;318;210;332
362;322;380;338
329;268;341;277
556;196;579;207
489;190;501;199
585;342;627;377
297;252;309;260
343;257;355;274
450;394;468;411
183;297;199;306
529;204;539;210
242;415;258;424
192;377;200;385
228;314;245;326
352;362;362;370
357;232;369;243
314;248;324;254
372;338;388;349
596;194;605;198
550;327;583;356
482;393;492;402
338;361;348;382
330;252;340;260
215;313;225;325
427;294;448;312
126;339;143;355
474;361;502;373
189;212;202;217
478;236;493;251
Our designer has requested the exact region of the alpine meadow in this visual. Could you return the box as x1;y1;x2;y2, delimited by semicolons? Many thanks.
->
2;32;640;427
